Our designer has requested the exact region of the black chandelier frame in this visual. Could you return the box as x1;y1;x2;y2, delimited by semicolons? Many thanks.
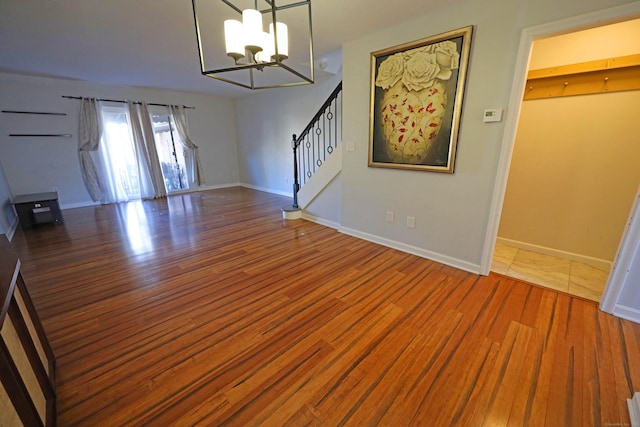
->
191;0;315;90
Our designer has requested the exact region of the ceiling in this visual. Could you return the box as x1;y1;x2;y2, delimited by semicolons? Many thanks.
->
0;0;451;98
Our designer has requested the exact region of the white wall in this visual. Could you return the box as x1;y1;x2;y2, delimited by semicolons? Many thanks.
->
304;174;342;227
339;0;638;272
231;0;638;274
340;0;522;271
0;72;239;208
619;235;640;312
234;73;342;196
604;186;640;321
0;162;16;235
617;231;640;308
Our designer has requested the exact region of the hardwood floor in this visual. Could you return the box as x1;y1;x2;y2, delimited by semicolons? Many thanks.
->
9;187;640;426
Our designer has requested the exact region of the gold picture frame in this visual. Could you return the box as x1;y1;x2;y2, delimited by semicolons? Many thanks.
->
368;26;473;173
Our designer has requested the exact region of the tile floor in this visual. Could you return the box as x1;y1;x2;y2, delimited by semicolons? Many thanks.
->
491;244;610;302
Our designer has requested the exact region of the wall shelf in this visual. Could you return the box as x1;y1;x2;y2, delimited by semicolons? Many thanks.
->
1;110;67;116
3;109;71;138
524;54;640;100
8;134;72;138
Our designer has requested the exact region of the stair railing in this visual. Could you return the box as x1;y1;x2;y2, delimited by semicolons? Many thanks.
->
291;82;342;208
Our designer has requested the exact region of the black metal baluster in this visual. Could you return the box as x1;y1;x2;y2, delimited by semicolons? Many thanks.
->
292;133;299;208
315;125;322;171
328;103;332;154
289;82;342;207
305;133;312;184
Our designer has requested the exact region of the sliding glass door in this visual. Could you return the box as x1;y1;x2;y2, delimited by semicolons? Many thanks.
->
98;104;189;203
149;107;188;193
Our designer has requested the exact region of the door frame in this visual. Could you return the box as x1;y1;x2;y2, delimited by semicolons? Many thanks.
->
481;2;640;316
600;185;640;316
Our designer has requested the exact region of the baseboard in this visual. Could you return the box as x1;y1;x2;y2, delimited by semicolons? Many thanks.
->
301;212;340;230
161;183;243;197
193;183;243;192
613;304;640;325
60;200;101;210
239;183;292;198
60;184;257;209
339;226;481;274
496;237;612;271
628;392;640;427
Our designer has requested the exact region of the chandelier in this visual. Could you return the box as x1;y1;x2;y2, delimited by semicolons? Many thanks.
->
191;0;314;90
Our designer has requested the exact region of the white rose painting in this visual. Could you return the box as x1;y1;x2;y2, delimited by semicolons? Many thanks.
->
369;26;473;173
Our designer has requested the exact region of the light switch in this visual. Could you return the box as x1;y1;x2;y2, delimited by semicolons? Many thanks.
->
345;140;355;152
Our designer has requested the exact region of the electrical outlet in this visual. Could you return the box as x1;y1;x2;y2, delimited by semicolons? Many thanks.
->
406;216;415;228
285;177;289;184
386;211;394;223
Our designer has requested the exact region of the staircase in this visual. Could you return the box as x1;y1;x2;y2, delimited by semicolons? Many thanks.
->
283;82;342;220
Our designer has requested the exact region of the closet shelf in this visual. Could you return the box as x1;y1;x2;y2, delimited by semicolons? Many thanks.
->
524;53;640;100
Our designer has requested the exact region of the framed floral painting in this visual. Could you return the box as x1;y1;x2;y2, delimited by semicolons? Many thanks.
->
369;26;473;172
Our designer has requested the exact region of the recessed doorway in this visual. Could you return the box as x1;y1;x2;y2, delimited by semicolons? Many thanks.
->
491;18;640;302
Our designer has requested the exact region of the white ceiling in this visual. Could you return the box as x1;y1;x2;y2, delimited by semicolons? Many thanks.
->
0;0;452;98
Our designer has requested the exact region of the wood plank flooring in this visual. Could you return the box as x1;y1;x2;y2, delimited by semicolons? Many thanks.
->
9;187;640;426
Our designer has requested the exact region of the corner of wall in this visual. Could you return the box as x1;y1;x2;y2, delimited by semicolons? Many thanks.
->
6;213;19;241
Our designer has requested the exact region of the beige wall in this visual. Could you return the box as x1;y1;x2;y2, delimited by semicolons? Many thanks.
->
498;19;640;262
529;18;640;69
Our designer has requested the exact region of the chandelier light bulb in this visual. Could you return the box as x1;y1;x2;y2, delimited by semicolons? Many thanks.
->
191;0;314;89
255;31;272;63
269;22;288;61
242;9;263;54
224;19;245;61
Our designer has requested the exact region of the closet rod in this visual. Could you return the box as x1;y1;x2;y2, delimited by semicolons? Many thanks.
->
62;96;194;109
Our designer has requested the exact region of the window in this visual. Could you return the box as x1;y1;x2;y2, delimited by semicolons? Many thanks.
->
97;103;190;203
149;108;189;192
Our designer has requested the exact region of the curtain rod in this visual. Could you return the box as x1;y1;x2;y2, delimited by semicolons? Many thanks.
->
62;95;195;109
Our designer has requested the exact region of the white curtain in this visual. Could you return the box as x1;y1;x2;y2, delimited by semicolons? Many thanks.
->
170;105;204;187
78;98;104;202
128;103;167;199
97;107;136;204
